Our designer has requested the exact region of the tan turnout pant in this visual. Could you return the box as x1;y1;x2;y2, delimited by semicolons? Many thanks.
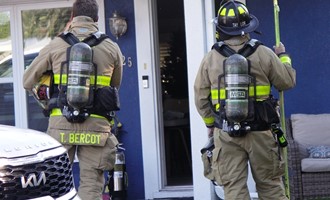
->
65;134;118;200
212;128;288;200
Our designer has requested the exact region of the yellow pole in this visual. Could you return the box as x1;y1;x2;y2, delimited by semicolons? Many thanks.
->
273;0;290;199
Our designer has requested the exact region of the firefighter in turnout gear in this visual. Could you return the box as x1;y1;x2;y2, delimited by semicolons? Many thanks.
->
23;0;123;199
194;1;296;199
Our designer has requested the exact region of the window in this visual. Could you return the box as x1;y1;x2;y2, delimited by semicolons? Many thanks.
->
0;10;14;125
0;1;104;130
22;7;71;131
0;2;73;129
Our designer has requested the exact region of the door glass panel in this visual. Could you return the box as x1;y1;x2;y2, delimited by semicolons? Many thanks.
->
22;7;71;132
0;10;15;125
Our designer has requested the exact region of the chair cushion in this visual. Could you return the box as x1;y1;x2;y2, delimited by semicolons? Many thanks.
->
291;114;330;158
301;158;330;172
307;145;330;158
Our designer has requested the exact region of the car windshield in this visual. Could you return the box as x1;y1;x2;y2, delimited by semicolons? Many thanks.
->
0;52;38;78
0;56;12;77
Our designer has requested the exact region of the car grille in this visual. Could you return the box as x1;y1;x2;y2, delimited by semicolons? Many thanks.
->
0;151;74;200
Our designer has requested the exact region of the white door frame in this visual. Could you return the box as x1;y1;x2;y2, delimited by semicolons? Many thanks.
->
183;0;218;199
134;0;169;198
134;0;217;199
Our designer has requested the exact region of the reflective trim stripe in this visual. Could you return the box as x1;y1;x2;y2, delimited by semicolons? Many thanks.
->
211;89;226;100
50;108;106;119
203;116;215;126
215;103;220;111
279;55;292;65
249;85;271;97
94;76;111;86
218;4;246;16
54;74;67;84
219;8;226;16
228;9;235;17
50;108;63;116
237;7;245;14
211;85;271;100
53;74;111;86
90;114;107;119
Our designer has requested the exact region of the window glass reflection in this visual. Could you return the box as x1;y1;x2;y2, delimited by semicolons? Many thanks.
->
0;11;12;78
0;83;15;126
22;7;71;131
0;11;14;126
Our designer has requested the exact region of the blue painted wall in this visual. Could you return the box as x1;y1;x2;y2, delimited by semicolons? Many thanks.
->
248;0;330;116
104;0;145;199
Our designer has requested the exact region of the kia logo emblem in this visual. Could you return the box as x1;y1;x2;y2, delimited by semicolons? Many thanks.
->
21;171;47;188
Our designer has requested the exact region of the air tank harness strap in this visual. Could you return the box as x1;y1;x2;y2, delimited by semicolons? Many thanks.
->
212;39;263;58
50;108;107;120
211;85;271;100
212;98;274;132
43;74;111;117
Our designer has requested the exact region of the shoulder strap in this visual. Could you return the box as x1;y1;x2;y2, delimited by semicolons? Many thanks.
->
58;32;80;46
212;41;236;57
238;39;263;57
58;31;109;47
82;31;109;47
212;39;263;58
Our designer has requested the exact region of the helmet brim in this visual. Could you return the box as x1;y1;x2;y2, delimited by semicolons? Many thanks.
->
217;14;259;36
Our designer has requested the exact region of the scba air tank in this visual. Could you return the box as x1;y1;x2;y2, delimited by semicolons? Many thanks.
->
224;54;251;123
67;42;93;112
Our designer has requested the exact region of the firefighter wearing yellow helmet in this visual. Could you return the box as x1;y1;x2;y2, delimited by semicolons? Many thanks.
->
195;1;296;199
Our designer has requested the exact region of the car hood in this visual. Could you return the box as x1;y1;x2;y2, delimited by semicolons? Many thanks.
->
0;125;62;158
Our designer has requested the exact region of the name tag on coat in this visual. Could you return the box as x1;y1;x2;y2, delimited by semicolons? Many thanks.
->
49;130;109;146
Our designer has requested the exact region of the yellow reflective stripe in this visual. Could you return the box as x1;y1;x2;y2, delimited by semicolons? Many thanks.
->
203;116;215;126
215;103;220;111
211;85;271;100
53;74;111;86
219;8;226;16
50;108;62;116
228;9;235;17
211;89;226;100
54;74;67;84
279;55;292;65
249;85;271;96
50;108;106;119
237;7;245;14
90;114;107;119
215;31;220;40
96;76;111;86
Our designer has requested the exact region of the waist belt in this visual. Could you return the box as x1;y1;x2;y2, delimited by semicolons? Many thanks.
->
214;120;270;132
50;108;107;120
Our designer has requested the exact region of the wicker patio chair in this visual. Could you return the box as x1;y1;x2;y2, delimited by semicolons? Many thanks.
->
286;114;330;200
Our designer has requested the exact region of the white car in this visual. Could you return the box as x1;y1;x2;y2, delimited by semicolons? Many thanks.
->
0;125;80;200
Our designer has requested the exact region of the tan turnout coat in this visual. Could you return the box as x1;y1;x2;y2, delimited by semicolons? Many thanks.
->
23;16;123;146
